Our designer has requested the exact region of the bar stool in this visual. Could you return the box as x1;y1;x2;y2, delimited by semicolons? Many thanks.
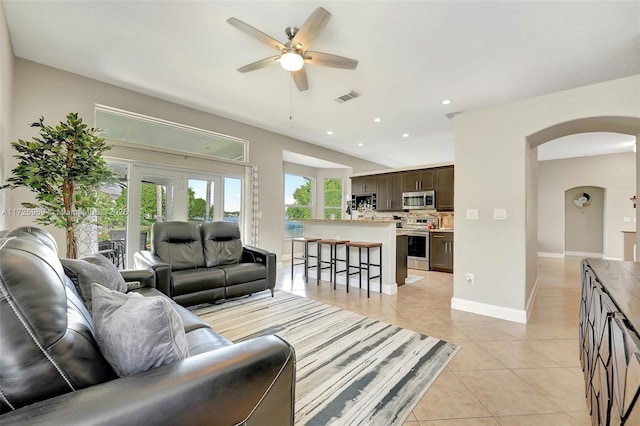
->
291;237;321;282
317;239;350;286
345;241;382;298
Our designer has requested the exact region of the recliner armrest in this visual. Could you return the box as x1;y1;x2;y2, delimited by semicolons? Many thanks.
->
133;251;172;297
119;268;155;290
0;335;296;426
243;245;276;290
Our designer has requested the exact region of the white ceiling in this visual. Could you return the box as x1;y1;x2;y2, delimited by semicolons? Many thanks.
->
3;1;639;168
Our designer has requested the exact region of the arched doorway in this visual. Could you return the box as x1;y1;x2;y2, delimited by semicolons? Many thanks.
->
453;77;640;323
529;116;639;262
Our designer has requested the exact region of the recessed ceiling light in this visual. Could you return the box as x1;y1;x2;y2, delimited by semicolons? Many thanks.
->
373;117;382;123
441;99;452;105
326;130;333;135
358;143;364;146
402;133;410;138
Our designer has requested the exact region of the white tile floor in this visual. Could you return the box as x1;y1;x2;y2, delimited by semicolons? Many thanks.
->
276;256;590;426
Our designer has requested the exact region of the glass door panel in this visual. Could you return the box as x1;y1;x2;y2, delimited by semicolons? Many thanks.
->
97;161;129;268
188;178;215;222
224;177;242;223
126;166;183;268
138;174;174;257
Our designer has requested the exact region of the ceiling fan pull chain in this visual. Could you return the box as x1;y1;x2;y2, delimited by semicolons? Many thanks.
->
289;79;293;124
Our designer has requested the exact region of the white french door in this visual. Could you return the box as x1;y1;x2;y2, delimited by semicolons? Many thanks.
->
121;165;243;267
124;166;184;267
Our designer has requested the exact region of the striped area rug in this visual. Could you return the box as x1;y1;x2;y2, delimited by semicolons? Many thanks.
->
193;292;459;425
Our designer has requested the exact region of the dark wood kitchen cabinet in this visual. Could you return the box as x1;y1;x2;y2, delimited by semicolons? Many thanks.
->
351;176;377;194
404;170;434;192
430;231;453;273
435;166;454;211
376;173;403;210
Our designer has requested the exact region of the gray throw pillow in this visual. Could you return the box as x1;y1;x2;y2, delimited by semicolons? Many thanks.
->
61;254;127;311
91;283;189;377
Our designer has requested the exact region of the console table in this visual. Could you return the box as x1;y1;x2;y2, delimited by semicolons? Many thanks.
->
580;259;640;425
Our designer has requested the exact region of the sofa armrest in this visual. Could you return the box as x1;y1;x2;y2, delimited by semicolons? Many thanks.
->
0;335;296;426
243;245;277;290
119;268;155;290
133;251;172;297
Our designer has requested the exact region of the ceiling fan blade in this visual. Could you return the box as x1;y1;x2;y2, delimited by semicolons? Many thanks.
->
227;17;285;50
291;7;331;49
304;51;358;69
292;69;309;91
237;56;280;73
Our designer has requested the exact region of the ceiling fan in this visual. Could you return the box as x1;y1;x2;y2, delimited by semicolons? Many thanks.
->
227;7;358;91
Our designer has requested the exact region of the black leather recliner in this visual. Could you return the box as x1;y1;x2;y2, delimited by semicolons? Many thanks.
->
0;226;295;425
135;221;276;306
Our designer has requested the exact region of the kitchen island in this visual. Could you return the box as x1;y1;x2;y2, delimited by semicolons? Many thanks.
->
303;219;406;294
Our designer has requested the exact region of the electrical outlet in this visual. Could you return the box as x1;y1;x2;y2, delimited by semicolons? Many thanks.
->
465;273;474;285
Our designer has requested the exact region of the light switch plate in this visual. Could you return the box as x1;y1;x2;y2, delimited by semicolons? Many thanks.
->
466;209;479;220
493;209;507;220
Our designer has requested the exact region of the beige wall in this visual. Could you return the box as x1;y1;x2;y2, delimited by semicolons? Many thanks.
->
0;4;14;230
538;152;635;259
5;58;386;258
453;75;640;322
564;186;604;255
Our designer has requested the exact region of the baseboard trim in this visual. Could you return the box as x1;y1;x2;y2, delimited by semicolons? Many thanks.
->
451;297;527;324
525;278;539;323
538;252;564;259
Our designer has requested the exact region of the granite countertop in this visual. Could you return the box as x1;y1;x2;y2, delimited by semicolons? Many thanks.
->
304;219;399;224
586;258;640;336
303;219;454;231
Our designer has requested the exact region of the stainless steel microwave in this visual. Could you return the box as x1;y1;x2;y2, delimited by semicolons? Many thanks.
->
402;191;435;210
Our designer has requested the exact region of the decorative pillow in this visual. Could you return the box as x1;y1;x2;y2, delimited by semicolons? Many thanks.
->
91;283;189;377
61;254;127;311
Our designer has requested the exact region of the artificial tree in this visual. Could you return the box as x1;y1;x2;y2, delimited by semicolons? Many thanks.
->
1;112;116;258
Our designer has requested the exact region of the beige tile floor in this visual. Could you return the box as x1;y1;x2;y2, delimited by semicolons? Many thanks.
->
276;256;590;426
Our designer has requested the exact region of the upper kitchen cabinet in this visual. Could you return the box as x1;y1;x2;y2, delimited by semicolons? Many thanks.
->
377;173;403;211
404;170;434;192
435;166;454;211
351;176;377;194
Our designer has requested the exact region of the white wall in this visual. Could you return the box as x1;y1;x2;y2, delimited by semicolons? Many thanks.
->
538;152;635;259
4;59;386;258
0;4;14;229
453;75;640;323
564;186;604;256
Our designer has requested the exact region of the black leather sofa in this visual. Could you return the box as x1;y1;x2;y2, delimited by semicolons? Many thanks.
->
0;226;295;425
135;221;276;306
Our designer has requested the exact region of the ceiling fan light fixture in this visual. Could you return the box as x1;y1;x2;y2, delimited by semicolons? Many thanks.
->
280;50;304;71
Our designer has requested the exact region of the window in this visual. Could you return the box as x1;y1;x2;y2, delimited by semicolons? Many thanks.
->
224;177;241;223
284;174;312;238
95;105;247;162
188;179;215;221
323;178;343;219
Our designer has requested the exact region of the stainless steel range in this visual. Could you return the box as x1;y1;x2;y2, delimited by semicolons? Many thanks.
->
404;218;438;271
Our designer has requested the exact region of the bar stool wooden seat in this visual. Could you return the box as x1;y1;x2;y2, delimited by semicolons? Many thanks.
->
345;241;382;298
291;237;321;282
317;239;350;286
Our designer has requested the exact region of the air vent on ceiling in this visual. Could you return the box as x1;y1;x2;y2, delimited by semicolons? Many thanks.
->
446;111;461;119
334;91;360;103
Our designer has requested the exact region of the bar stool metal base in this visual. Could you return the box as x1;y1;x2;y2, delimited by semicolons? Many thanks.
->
346;241;382;298
291;237;321;282
317;239;350;286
